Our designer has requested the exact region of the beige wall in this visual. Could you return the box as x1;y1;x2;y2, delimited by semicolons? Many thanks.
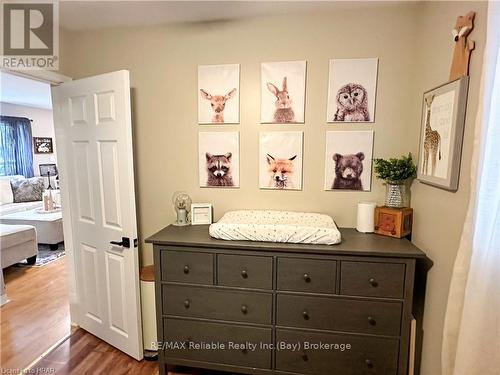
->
59;2;487;374
412;2;487;375
60;3;420;259
0;102;58;177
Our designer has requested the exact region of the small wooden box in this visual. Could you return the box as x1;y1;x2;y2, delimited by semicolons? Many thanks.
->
374;207;413;238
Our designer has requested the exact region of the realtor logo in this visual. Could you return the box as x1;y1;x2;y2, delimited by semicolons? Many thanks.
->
1;0;59;70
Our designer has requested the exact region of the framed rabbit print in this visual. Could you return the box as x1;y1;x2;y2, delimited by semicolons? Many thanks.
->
261;61;306;124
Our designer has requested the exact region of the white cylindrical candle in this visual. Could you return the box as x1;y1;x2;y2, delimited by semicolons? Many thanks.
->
356;202;377;233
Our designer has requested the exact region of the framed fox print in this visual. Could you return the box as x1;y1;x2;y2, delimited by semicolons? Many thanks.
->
259;131;303;190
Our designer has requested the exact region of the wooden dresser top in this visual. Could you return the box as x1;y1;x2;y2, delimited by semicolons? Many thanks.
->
146;225;428;259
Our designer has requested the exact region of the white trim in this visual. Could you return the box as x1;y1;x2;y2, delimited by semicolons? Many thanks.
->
1;69;72;85
23;332;71;371
0;294;10;306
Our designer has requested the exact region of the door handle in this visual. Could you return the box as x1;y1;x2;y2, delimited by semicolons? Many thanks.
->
110;237;136;248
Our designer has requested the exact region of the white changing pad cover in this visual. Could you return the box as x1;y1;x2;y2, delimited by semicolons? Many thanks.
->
209;210;341;245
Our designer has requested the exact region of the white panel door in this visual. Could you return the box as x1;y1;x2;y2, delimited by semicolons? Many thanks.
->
52;70;143;360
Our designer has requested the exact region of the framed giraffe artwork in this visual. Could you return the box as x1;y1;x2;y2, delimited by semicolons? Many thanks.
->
417;76;469;191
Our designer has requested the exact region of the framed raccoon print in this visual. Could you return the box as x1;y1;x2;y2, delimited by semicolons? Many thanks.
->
324;130;374;191
199;131;240;188
259;131;303;190
261;61;306;124
327;58;378;123
198;64;240;124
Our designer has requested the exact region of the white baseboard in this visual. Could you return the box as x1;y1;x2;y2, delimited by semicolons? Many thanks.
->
0;293;10;306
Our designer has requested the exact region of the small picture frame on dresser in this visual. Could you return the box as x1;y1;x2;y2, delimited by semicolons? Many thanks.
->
191;203;213;225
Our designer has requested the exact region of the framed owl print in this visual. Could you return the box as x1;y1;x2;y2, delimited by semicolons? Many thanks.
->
327;58;379;123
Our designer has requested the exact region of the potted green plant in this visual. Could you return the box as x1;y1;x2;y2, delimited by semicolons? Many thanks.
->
373;153;417;208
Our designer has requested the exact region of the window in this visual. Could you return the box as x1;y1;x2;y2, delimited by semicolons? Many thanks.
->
0;116;34;177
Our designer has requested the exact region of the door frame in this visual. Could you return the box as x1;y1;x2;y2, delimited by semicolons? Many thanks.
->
6;68;81;324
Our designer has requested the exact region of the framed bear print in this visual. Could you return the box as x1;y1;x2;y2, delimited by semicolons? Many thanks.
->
198;64;240;124
417;77;469;191
198;131;240;188
324;130;374;191
327;58;378;123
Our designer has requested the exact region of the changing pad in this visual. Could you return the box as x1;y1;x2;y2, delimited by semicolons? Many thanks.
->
209;210;341;245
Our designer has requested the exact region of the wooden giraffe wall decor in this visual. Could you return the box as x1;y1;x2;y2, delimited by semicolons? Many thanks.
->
450;11;476;81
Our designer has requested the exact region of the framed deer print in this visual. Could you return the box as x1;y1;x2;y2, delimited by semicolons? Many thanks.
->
417;77;469;191
198;64;240;124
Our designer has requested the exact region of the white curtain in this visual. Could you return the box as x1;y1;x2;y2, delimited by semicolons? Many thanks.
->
442;3;500;375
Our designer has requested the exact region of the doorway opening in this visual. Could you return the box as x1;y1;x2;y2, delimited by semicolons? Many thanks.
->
0;70;71;371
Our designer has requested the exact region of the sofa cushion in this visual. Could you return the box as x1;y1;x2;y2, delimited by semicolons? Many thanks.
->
0;175;24;205
10;177;44;203
0;201;43;216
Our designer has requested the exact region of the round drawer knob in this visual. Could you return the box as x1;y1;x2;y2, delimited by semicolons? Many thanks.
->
303;273;311;283
241;305;248;314
365;359;374;369
183;265;190;274
301;353;309;362
367;316;376;326
184;299;190;309
302;310;310;320
241;270;248;279
369;278;378;287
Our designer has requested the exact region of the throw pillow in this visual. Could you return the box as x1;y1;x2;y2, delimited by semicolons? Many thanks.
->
10;177;45;203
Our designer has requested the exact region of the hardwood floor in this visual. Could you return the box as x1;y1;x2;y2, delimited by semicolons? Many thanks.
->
2;257;226;374
1;257;71;371
31;328;160;375
30;329;227;375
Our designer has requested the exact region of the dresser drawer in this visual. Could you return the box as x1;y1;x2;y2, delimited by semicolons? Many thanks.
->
162;284;272;325
277;258;336;293
340;261;405;299
277;294;402;336
217;254;273;290
161;250;213;285
164;318;272;369
275;329;399;375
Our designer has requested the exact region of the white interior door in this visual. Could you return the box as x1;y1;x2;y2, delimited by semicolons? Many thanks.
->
51;70;143;360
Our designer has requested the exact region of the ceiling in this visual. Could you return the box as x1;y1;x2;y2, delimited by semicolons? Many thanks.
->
59;1;409;31
0;71;53;109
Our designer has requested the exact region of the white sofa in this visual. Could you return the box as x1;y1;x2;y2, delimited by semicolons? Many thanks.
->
0;223;38;305
0;175;43;217
0;224;38;267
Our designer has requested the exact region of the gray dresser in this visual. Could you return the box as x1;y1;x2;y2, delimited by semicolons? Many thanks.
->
146;225;431;375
